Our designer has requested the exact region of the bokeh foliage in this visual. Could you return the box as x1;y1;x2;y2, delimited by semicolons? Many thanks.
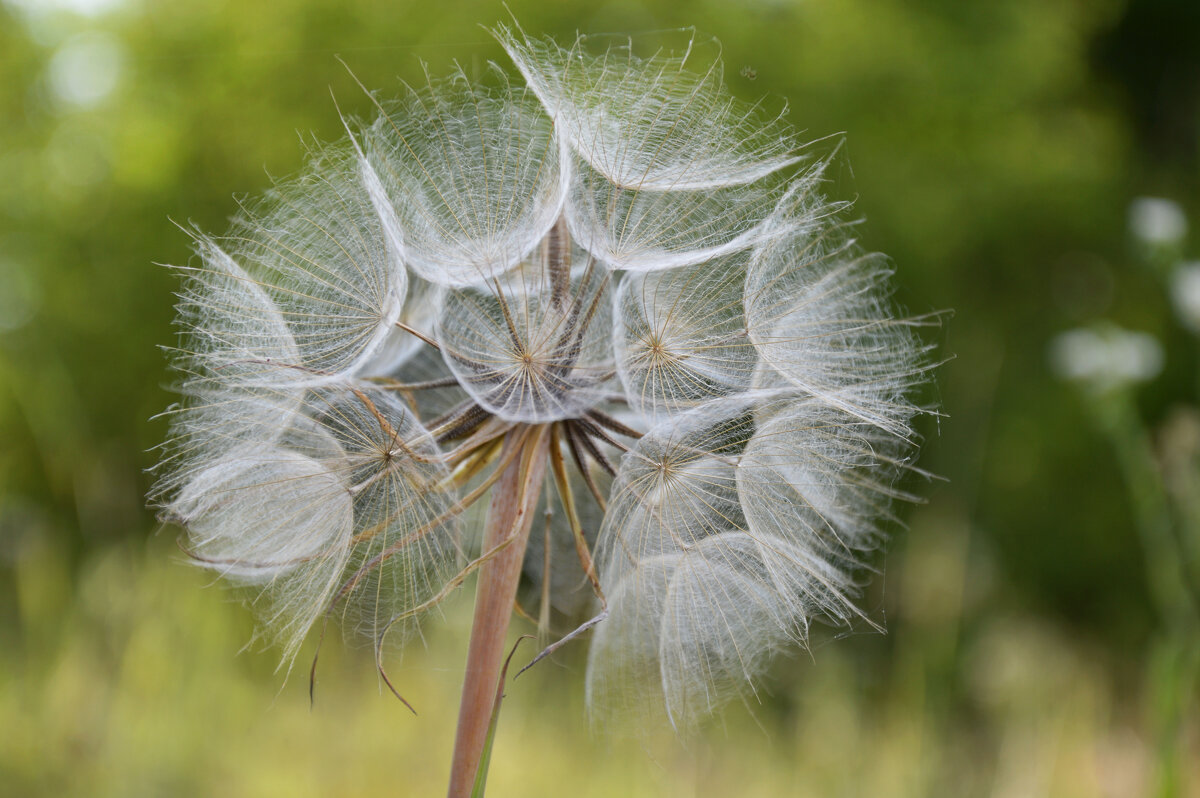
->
1;0;1197;795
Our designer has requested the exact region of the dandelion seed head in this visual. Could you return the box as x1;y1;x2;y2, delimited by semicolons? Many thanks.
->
153;23;934;731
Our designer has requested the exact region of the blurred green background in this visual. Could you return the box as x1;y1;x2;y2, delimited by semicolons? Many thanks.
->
2;0;1199;795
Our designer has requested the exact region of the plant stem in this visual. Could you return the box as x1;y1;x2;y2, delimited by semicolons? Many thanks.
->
447;426;549;798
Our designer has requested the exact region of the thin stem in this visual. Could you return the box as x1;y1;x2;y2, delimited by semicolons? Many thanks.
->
548;424;602;598
371;375;462;391
395;320;442;351
435;404;494;444
546;215;571;311
515;426;608;679
539;500;553;643
584;408;644;440
447;425;550;798
1098;393;1198;626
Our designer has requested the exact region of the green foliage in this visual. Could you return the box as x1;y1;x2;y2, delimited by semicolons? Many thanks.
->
1;0;1197;794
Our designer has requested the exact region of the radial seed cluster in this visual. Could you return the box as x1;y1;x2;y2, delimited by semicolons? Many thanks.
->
154;25;930;729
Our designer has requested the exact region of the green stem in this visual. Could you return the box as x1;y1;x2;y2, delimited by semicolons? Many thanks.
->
1094;393;1197;627
1090;391;1199;798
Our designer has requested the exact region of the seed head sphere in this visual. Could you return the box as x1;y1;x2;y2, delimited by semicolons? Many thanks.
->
154;23;933;731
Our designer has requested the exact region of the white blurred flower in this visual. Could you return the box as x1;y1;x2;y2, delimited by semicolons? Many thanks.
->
153;25;933;737
1170;261;1200;332
1049;324;1163;391
47;32;123;109
6;0;125;16
1129;196;1187;246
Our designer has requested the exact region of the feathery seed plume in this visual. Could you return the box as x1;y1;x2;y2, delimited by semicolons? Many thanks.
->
152;21;935;790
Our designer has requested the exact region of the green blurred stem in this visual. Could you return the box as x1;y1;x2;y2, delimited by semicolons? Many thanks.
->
1089;390;1199;798
1091;392;1198;627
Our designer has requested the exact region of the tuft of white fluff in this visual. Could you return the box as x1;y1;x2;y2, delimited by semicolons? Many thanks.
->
152;23;933;727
